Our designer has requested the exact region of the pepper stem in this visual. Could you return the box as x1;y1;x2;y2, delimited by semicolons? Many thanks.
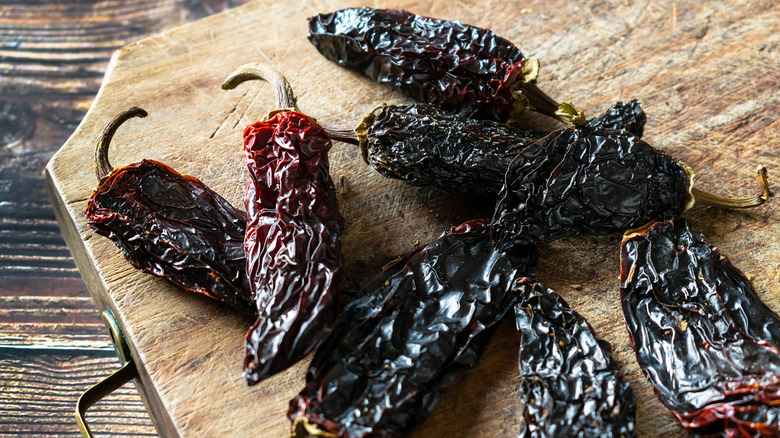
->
290;417;337;438
509;58;586;127
690;166;773;210
94;107;148;182
221;63;297;112
322;125;359;146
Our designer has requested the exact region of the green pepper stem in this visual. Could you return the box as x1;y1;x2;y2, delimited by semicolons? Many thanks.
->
221;63;297;112
691;166;773;209
95;107;148;182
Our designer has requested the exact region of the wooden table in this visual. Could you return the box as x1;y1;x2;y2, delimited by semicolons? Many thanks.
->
0;2;252;435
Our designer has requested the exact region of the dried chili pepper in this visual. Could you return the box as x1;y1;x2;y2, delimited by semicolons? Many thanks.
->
308;7;584;125
222;63;347;384
85;108;254;314
513;278;636;438
492;127;772;250
621;219;780;437
288;220;537;438
349;100;645;197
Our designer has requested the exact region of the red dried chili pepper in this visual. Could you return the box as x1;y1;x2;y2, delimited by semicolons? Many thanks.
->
222;63;347;384
85;108;254;314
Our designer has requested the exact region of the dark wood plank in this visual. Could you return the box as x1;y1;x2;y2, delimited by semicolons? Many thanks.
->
0;1;254;436
0;349;156;436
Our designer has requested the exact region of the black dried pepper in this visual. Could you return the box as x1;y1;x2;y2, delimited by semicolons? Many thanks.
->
288;220;537;438
514;278;636;438
621;219;780;436
308;7;584;125
492;127;772;249
85;108;254;314
351;100;645;197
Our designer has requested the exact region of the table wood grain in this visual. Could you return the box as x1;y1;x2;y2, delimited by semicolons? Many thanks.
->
0;1;252;436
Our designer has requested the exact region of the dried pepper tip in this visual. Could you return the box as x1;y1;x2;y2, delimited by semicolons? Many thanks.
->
686;165;773;211
94;107;148;182
290;417;336;438
221;63;297;113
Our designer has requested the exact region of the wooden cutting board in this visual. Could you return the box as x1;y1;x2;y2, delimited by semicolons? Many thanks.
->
45;0;780;436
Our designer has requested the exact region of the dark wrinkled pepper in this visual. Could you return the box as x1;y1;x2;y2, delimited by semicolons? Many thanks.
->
513;278;636;438
621;219;780;437
85;108;254;314
492;127;772;250
308;7;584;125
222;63;347;384
350;100;645;197
288;220;537;438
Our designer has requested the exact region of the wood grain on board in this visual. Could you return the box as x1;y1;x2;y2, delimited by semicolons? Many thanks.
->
45;0;778;437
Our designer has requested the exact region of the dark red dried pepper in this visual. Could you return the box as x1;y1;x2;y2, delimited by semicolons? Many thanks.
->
85;108;254;314
308;7;584;125
222;63;347;383
349;100;645;197
492;127;772;250
513;278;636;437
288;220;537;438
621;219;780;437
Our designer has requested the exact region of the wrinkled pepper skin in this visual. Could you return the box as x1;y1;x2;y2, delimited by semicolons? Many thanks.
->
86;160;254;314
288;220;537;438
492;128;689;250
308;7;528;122
514;278;636;438
242;110;346;384
357;100;646;197
621;219;780;437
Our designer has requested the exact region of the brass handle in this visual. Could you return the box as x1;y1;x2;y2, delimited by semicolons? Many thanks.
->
75;309;139;437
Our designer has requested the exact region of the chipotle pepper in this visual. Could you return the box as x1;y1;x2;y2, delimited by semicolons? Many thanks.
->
308;7;584;125
513;278;636;438
288;220;537;438
85;108;254;314
621;219;780;436
222;63;347;383
349;100;645;197
492;127;772;250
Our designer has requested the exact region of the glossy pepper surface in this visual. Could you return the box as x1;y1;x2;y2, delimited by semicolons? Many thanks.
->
288;220;537;438
621;219;780;437
222;64;347;383
354;100;646;197
308;7;581;125
514;278;636;438
85;108;253;314
491;127;772;250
